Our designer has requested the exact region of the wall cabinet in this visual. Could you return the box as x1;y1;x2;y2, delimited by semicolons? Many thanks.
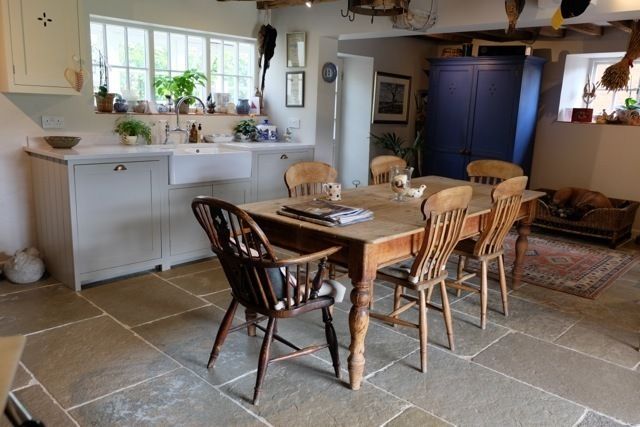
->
255;149;314;201
0;0;82;94
423;56;545;180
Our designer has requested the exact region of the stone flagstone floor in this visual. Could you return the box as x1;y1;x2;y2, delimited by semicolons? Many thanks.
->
1;240;639;427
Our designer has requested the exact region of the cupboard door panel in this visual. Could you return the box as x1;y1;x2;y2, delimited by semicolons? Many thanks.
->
169;185;212;257
256;150;314;201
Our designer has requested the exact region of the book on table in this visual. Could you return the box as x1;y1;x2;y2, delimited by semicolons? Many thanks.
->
277;199;374;226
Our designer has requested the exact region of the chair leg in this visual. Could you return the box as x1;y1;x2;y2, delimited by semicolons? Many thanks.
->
245;308;257;337
426;285;434;303
392;285;403;327
418;289;428;373
207;298;239;369
253;317;276;405
439;281;455;352
456;255;465;298
329;263;336;280
480;260;488;330
323;307;341;379
497;254;509;317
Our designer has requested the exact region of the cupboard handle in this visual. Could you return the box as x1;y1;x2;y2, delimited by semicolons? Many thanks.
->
114;164;127;171
280;154;288;160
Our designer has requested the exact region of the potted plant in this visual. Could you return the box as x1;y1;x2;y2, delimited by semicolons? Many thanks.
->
154;69;207;114
615;97;640;125
233;118;258;141
370;131;424;175
114;116;152;145
94;51;116;113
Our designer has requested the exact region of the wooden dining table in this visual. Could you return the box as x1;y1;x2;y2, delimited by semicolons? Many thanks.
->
240;176;545;391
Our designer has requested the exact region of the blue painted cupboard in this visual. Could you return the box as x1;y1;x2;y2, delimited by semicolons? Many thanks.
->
422;56;545;180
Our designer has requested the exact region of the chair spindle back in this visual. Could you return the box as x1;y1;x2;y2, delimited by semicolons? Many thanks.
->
284;161;338;198
370;155;407;185
467;159;524;185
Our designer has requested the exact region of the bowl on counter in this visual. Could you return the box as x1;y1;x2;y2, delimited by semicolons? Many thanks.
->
204;134;234;143
44;136;81;149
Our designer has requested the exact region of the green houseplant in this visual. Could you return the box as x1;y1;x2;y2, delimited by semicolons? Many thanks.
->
233;118;258;141
153;69;207;114
616;97;640;125
114;116;152;145
370;131;424;175
95;51;115;113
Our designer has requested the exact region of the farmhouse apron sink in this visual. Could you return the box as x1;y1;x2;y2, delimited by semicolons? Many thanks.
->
168;145;252;185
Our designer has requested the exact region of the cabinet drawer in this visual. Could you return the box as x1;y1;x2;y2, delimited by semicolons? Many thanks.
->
256;150;314;201
74;161;162;273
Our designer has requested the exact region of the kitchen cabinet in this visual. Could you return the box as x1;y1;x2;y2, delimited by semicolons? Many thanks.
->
0;0;82;94
423;56;545;180
255;148;314;201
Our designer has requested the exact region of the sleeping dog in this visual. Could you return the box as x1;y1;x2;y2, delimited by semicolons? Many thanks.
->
551;187;612;219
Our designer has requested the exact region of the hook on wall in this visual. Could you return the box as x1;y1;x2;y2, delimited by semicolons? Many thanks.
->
340;8;355;21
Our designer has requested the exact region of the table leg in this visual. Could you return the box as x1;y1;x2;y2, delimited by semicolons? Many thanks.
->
347;245;376;390
513;219;531;290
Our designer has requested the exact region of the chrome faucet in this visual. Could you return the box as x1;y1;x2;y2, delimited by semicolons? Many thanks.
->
175;95;206;132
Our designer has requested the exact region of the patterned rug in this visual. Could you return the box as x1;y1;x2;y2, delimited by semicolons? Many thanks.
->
468;232;639;299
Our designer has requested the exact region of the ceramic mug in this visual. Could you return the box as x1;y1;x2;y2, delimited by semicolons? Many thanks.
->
323;182;342;201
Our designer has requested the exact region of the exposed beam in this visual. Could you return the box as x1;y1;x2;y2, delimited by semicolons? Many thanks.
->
537;26;566;38
608;20;634;33
566;23;603;36
422;33;473;44
463;29;538;43
256;0;338;9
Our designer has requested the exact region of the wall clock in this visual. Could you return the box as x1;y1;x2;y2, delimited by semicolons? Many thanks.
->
322;62;338;83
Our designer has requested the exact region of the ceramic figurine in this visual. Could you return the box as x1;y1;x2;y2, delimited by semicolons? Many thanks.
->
405;184;427;198
4;247;45;284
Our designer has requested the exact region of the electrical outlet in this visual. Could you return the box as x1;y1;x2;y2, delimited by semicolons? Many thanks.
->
287;118;300;129
41;116;65;129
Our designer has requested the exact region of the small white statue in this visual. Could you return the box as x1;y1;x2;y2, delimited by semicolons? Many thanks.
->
405;184;427;198
3;247;45;284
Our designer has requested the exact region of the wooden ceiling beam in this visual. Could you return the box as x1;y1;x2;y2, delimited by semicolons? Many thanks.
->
608;20;634;33
463;29;538;43
566;23;603;36
256;0;338;9
537;26;566;38
422;33;473;43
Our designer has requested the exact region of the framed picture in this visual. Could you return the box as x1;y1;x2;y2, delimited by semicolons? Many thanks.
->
286;32;306;68
372;72;412;124
571;108;593;123
286;71;305;108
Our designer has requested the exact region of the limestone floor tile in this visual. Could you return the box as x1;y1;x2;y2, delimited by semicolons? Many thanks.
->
371;295;510;357
0;285;102;335
576;411;630;427
274;306;419;377
134;306;286;386
511;283;602;318
369;346;584;427
70;369;264;427
156;258;220;279
0;385;76;427
472;332;640;425
21;316;177;409
451;289;580;341
554;319;640;369
167;267;229;296
11;363;32;390
220;356;405;426
386;407;452;427
203;289;234;311
581;281;640;332
0;275;59;296
82;274;207;327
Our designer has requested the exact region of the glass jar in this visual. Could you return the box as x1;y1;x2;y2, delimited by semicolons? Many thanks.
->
390;166;414;202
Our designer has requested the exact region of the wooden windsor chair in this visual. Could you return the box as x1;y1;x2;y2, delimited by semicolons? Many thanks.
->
370;155;407;185
370;186;473;373
449;176;528;329
192;197;342;405
466;159;524;185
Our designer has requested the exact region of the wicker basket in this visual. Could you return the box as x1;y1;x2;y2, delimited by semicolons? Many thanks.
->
94;93;115;113
533;188;639;248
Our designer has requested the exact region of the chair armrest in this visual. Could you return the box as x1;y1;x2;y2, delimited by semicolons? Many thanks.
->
266;246;343;268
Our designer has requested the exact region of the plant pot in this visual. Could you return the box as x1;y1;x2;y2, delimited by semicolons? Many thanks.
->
95;93;115;113
120;135;138;145
615;108;640;125
114;101;129;113
177;98;190;114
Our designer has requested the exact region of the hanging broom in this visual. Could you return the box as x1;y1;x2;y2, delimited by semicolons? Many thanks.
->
600;20;640;91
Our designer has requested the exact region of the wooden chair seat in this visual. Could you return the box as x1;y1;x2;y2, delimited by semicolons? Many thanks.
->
454;238;504;262
369;185;472;373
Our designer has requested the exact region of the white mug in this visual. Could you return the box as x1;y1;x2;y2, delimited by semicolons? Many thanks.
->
323;182;342;201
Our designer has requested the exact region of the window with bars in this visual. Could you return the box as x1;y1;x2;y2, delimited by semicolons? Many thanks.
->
89;17;256;110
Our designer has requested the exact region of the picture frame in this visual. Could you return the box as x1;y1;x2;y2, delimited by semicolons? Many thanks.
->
286;71;305;108
286;32;306;68
571;108;593;123
372;71;412;124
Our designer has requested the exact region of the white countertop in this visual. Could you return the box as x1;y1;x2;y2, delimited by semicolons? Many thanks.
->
217;141;315;151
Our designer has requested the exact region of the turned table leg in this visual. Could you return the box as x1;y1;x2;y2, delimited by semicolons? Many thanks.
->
513;219;531;290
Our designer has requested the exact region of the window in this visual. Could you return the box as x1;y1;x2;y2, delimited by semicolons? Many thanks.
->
89;16;256;110
90;21;149;100
589;57;640;113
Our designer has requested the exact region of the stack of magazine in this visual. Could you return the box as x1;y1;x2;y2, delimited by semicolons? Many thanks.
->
278;199;374;227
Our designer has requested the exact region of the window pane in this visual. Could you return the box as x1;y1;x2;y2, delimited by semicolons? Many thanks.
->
224;76;237;102
109;67;127;96
592;90;613;113
211;75;223;94
188;36;205;71
170;33;186;71
238;43;252;76
210;39;222;74
90;23;104;64
130;69;148;100
238;77;251;100
92;65;100;92
154;32;169;70
223;41;237;75
105;24;126;66
128;28;147;68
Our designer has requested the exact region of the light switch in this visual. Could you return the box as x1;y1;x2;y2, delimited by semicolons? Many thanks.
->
287;118;300;129
42;116;65;129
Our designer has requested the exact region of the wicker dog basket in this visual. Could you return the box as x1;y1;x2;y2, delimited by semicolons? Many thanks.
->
533;188;639;248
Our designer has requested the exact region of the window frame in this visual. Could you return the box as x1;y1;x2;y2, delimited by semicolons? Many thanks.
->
588;56;640;112
90;15;257;108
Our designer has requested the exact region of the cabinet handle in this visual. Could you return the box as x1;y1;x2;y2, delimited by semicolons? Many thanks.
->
280;154;288;160
113;164;127;171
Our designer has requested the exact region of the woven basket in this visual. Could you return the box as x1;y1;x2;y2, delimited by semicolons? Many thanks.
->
94;93;115;113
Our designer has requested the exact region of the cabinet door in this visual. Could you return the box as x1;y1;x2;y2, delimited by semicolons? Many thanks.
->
6;0;81;94
469;64;521;160
169;185;212;257
256;150;314;201
75;161;162;273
